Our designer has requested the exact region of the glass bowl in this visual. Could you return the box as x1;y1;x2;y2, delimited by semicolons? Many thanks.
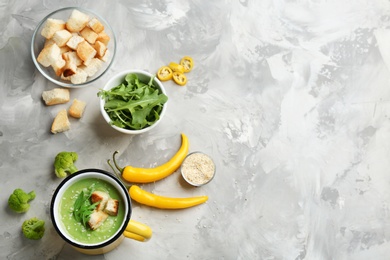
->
31;7;116;88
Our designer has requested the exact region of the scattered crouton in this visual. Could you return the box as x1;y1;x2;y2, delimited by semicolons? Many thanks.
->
51;109;70;134
42;88;70;105
62;58;78;77
41;18;66;39
104;198;119;216
88;18;104;33
88;210;108;230
66;34;85;50
69;99;87;118
66;9;90;32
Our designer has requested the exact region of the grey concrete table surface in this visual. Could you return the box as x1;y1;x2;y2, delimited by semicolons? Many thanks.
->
2;0;390;259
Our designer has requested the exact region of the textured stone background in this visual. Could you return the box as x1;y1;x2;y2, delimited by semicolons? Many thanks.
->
1;0;390;259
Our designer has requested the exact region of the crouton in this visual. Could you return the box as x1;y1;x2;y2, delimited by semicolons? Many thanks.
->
88;210;108;230
83;58;103;77
104;198;119;216
91;191;109;211
88;18;104;33
62;51;83;66
44;38;55;47
70;68;88;84
62;58;78;77
51;56;66;76
76;41;96;63
41;18;66;39
42;88;70;105
66;34;85;50
51;109;70;134
59;45;72;54
99;49;110;62
52;29;72;47
80;27;98;44
66;9;90;32
93;41;107;57
69;99;87;119
96;31;110;46
37;43;61;67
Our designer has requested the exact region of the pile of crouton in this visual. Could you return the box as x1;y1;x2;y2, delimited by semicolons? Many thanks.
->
89;190;119;230
37;9;110;84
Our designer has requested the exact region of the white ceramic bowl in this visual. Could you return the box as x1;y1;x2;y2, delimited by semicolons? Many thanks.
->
50;169;131;255
99;70;168;134
31;7;116;88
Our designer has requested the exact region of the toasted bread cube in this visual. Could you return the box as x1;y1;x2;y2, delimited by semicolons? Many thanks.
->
41;18;66;39
66;9;90;32
44;38;55;47
52;29;72;47
37;43;61;67
88;210;108;230
91;191;109;211
63;51;83;66
59;45;72;54
96;31;110;46
70;68;88;84
99;49;110;62
69;99;86;119
88;18;104;33
80;27;98;44
66;34;85;50
104;198;119;216
93;41;107;57
62;58;78;77
83;58;103;77
42;88;70;105
51;56;66;76
76;41;96;63
51;109;70;134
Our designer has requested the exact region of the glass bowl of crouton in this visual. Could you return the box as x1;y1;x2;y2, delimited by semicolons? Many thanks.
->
31;7;116;88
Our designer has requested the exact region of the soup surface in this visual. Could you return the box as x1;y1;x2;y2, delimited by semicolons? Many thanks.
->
59;177;125;244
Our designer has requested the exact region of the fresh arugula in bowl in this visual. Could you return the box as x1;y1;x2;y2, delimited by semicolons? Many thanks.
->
98;74;168;130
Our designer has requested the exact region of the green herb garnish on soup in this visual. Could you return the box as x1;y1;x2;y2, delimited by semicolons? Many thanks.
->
98;73;168;130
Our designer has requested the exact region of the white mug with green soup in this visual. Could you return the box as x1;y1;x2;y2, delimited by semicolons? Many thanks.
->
50;169;152;255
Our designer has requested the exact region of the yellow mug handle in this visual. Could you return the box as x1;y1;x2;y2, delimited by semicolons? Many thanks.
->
123;220;152;242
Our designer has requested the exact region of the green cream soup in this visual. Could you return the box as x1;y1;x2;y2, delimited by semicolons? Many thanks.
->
59;178;125;244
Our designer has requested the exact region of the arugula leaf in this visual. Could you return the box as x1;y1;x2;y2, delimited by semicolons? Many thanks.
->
73;187;98;228
98;74;168;130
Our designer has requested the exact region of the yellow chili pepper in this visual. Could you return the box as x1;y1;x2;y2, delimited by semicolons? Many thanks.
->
124;220;153;241
172;72;187;86
180;56;194;72
157;66;173;81
168;62;185;73
129;185;208;209
112;133;189;183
